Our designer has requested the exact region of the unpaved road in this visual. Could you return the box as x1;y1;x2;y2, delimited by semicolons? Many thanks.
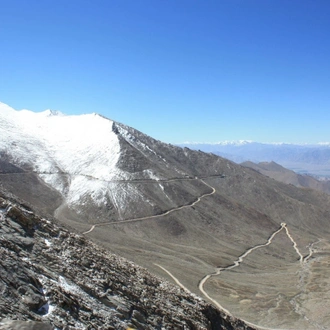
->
82;177;216;234
198;222;305;330
198;224;286;314
82;175;306;329
155;263;274;330
154;263;191;292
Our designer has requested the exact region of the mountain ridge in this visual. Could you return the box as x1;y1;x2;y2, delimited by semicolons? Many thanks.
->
241;160;330;195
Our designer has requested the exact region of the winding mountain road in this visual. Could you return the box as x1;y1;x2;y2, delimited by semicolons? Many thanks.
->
81;173;306;329
154;263;190;292
198;223;286;313
155;263;275;330
82;177;216;234
197;221;305;330
155;221;305;330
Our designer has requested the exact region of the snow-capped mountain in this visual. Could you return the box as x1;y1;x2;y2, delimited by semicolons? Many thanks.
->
180;140;254;146
0;103;124;205
0;103;121;179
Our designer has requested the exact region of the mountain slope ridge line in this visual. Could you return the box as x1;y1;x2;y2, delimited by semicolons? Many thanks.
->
82;178;216;234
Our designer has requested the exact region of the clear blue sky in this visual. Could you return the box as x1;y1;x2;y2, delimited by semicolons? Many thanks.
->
1;0;330;144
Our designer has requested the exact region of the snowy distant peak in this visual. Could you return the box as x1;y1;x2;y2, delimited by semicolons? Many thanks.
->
181;140;254;146
180;140;330;147
214;140;254;146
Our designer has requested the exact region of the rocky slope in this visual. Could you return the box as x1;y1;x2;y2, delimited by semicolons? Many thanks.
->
0;190;254;330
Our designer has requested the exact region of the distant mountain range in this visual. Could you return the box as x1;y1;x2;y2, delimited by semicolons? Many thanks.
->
242;161;330;195
2;102;330;329
178;141;330;178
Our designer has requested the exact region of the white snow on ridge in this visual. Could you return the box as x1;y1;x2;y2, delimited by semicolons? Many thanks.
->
0;102;127;206
67;175;110;206
0;103;122;181
180;140;254;146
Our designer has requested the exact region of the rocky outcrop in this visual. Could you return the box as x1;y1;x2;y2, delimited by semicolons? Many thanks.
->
0;192;255;330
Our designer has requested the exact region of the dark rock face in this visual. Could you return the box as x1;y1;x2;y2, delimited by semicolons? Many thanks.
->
0;160;63;218
0;192;254;330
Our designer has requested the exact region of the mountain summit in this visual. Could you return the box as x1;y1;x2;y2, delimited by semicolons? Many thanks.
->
1;103;330;329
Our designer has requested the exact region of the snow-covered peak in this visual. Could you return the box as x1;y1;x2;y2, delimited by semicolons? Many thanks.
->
180;140;330;147
180;140;254;146
317;142;330;147
0;103;124;182
214;140;254;146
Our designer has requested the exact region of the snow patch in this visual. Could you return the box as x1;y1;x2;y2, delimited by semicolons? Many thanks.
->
67;175;109;206
108;182;154;219
143;169;160;181
44;239;52;247
59;276;81;294
158;183;171;201
39;173;69;196
116;124;167;164
58;275;96;313
38;302;55;316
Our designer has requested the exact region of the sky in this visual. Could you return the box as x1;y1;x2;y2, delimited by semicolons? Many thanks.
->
1;0;330;144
